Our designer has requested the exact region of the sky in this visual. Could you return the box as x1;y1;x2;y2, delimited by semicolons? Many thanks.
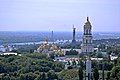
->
0;0;120;32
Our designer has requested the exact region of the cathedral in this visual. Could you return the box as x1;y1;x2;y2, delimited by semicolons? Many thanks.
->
81;17;94;54
36;39;64;56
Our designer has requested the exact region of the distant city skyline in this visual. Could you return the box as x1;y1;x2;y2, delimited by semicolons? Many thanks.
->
0;0;120;32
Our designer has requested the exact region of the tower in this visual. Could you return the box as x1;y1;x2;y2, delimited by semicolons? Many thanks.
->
81;17;93;54
51;31;54;42
72;25;76;48
72;25;76;43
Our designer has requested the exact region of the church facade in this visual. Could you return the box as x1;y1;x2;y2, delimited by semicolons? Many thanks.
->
81;17;94;54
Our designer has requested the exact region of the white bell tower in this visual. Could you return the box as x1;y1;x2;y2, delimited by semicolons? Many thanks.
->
81;17;93;54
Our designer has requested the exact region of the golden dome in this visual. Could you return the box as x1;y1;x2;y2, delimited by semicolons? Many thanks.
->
37;40;63;55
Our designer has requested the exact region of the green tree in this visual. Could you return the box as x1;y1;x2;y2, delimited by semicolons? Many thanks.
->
93;67;99;80
78;60;84;68
19;72;37;80
58;69;78;80
47;70;58;80
78;67;83;80
41;72;46;80
110;66;120;80
72;60;76;66
2;75;10;80
0;53;64;79
106;71;111;80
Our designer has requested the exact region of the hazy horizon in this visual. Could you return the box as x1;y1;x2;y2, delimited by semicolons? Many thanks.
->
0;0;120;32
1;29;120;33
1;31;120;33
0;31;120;45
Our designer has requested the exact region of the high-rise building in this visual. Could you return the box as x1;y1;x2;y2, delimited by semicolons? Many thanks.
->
81;17;93;54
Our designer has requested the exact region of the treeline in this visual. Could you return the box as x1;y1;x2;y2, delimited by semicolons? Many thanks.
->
0;53;64;80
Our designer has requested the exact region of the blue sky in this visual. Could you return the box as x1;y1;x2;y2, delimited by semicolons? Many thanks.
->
0;0;120;32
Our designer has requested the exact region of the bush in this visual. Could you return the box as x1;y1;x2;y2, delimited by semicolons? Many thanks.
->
65;50;78;55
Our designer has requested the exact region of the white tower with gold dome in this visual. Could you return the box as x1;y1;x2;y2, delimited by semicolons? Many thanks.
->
81;17;93;54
